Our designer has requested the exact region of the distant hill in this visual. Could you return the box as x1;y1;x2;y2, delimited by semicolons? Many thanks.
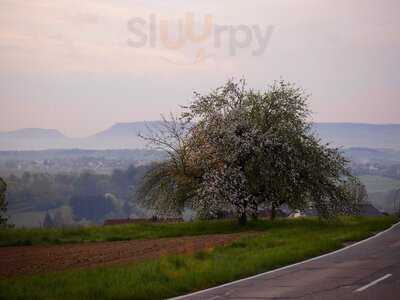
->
0;128;71;150
82;121;166;149
0;128;66;139
1;122;400;151
0;122;160;150
91;122;163;139
312;123;400;149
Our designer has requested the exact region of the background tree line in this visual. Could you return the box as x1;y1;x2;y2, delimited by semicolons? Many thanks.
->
4;165;150;225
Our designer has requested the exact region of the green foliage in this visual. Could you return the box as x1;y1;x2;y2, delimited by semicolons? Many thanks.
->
0;217;396;300
136;114;198;217
136;162;193;217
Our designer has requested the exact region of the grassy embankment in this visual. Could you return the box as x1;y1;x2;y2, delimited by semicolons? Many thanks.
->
0;216;397;300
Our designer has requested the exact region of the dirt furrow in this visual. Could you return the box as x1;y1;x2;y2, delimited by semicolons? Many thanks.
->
0;233;251;278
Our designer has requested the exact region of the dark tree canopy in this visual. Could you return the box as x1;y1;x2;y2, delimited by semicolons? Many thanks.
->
138;79;360;224
0;176;9;227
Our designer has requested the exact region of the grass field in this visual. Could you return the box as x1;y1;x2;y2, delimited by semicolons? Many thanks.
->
0;216;397;300
0;219;268;247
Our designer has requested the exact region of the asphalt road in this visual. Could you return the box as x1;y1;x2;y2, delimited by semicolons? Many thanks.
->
173;222;400;300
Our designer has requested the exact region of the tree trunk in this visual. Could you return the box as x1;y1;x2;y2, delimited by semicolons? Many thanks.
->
270;204;276;221
238;212;247;225
251;203;258;220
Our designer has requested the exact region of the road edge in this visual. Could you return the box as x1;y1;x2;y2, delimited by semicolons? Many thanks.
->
170;220;400;300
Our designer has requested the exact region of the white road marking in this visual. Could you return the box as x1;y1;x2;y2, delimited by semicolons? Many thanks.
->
354;274;392;292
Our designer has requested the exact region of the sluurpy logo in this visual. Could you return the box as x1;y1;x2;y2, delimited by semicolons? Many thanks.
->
127;13;274;65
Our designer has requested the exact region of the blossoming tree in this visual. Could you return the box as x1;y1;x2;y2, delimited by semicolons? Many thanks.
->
137;79;360;224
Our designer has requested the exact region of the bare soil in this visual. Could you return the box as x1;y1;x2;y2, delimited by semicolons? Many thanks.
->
0;233;250;278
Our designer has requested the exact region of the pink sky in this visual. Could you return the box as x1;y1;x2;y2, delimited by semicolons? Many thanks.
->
0;0;399;137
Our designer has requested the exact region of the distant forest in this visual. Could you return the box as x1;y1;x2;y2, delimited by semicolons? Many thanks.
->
5;165;151;226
